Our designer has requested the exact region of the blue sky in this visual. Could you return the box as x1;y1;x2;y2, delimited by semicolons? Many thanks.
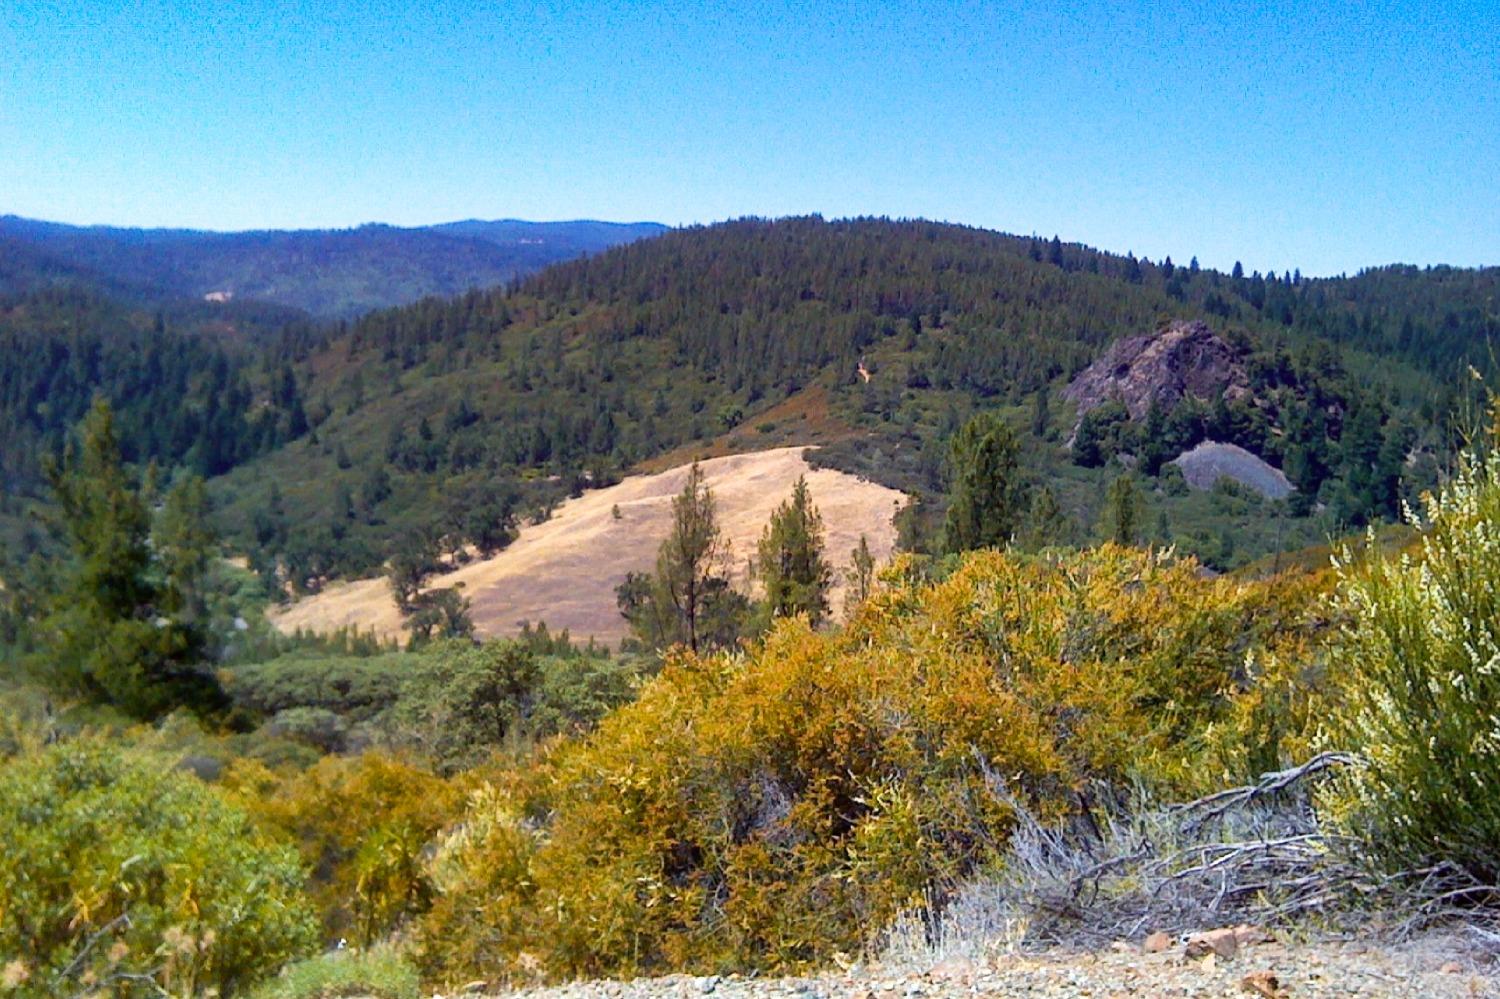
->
2;0;1495;275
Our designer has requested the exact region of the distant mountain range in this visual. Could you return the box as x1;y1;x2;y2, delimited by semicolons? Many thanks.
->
0;215;667;318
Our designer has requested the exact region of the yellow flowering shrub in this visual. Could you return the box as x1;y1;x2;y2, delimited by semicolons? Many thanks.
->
225;752;465;946
419;545;1318;983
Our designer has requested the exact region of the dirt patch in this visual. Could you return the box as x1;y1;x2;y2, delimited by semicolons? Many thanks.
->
489;930;1494;999
268;445;907;647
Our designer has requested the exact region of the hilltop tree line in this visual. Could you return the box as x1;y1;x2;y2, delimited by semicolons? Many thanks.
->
3;217;1492;589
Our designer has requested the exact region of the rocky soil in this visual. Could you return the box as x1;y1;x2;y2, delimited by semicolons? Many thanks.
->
474;930;1497;999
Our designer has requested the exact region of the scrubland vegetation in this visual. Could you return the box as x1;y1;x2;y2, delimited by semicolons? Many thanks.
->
3;218;1500;994
4;396;1500;996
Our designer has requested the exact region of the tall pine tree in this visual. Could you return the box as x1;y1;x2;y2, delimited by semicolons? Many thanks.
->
32;400;225;718
942;413;1028;553
755;476;833;626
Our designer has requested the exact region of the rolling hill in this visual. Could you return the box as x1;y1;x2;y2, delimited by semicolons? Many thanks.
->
5;215;1497;633
199;218;1494;595
0;215;666;318
267;446;905;645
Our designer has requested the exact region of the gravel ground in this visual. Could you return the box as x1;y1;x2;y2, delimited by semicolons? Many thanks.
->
476;931;1498;999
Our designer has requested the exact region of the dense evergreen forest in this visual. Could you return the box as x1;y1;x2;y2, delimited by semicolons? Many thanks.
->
4;215;1497;592
206;217;1494;587
0;285;322;557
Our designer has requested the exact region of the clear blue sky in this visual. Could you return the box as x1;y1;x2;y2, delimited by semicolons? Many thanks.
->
2;0;1495;275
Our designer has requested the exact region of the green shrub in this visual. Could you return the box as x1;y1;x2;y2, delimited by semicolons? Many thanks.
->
0;741;317;997
247;945;419;999
228;651;409;723
267;706;350;753
390;640;642;771
1325;447;1500;881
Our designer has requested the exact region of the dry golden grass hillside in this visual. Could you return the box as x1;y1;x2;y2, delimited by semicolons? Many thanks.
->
268;446;906;646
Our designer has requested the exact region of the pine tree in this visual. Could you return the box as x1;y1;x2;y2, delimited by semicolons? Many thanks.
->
154;473;215;621
942;413;1028;553
1022;485;1071;550
756;476;833;625
1031;385;1051;438
1104;474;1141;546
619;462;747;653
844;534;876;615
33;400;224;718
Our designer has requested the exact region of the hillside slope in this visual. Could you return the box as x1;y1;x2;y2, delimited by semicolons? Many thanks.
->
210;217;1493;589
7;216;1494;594
267;446;904;645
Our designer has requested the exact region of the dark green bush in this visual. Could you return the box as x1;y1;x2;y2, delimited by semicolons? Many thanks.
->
389;640;642;771
228;651;408;722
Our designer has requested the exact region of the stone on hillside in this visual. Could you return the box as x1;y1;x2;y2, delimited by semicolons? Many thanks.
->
1062;319;1249;424
1170;441;1294;500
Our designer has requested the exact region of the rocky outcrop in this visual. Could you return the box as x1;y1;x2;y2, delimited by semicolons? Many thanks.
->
1062;320;1249;423
1171;441;1293;500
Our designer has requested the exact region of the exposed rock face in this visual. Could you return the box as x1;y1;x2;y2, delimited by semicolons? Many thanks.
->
1171;441;1294;500
1062;320;1249;422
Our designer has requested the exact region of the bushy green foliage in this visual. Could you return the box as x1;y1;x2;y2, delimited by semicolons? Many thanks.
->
227;637;644;765
390;639;643;771
248;945;420;999
419;546;1314;983
0;741;317;997
1325;443;1500;880
229;650;409;724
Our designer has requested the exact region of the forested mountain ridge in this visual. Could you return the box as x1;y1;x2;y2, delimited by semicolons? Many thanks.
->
201;216;1495;590
0;283;324;561
0;215;667;318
